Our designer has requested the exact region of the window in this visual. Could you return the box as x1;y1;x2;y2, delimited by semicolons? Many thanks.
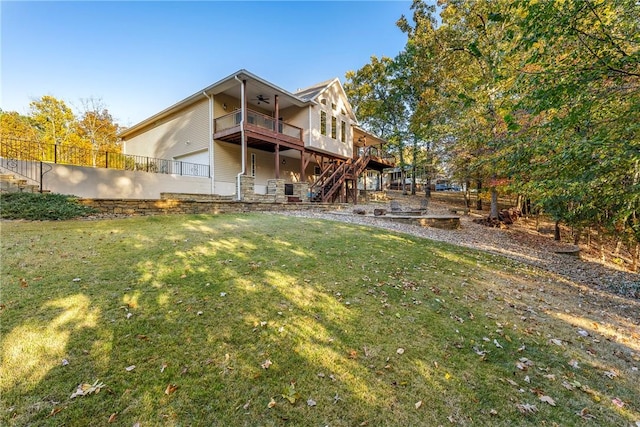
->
341;120;346;142
251;153;256;177
320;99;327;105
331;116;337;139
320;111;327;136
331;103;337;110
314;165;321;175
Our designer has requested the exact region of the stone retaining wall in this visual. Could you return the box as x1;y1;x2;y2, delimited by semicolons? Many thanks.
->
79;198;337;216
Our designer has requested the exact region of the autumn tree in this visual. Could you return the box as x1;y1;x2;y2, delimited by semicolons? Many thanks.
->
507;0;640;251
75;97;121;166
344;56;411;193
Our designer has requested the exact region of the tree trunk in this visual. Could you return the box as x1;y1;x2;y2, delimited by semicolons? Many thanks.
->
554;220;561;241
475;179;482;211
411;165;416;195
490;187;499;219
425;177;432;198
573;228;582;245
464;179;471;209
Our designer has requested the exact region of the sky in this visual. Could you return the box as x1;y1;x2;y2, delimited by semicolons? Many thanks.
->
1;1;414;127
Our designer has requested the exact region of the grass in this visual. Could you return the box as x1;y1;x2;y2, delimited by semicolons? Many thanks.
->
1;213;638;426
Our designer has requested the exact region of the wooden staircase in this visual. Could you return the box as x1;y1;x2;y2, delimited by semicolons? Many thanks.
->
310;147;373;203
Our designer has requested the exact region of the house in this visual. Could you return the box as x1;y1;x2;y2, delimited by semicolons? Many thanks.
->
120;69;394;203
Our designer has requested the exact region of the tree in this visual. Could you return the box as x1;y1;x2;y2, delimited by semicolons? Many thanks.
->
29;95;75;146
510;0;640;248
345;56;411;193
75;97;121;166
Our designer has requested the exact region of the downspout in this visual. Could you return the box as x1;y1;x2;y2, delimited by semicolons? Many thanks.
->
202;91;214;194
234;75;246;201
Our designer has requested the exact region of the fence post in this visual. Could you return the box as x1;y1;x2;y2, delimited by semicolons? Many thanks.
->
180;161;183;176
54;144;58;164
105;152;109;169
40;161;43;193
146;157;149;172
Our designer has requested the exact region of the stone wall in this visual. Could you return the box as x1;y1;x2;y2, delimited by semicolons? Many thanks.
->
79;198;336;216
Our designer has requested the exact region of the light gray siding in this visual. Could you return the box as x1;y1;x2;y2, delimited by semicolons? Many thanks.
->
125;99;210;161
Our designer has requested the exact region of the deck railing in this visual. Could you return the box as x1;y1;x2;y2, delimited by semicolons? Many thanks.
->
0;138;210;178
215;109;303;140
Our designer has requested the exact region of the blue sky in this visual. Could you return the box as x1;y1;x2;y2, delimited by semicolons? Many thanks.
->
1;1;414;127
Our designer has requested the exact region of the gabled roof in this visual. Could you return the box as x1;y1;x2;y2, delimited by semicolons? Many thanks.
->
120;69;317;139
294;78;338;101
295;78;358;123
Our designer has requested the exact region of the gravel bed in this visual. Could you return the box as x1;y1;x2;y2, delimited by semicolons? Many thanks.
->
274;201;639;299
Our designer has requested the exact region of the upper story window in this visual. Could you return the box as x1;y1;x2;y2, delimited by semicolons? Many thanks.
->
331;116;337;139
331;103;337;110
341;120;346;143
320;111;327;136
320;99;327;105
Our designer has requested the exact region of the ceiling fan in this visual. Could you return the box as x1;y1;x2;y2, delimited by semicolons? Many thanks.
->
251;94;270;104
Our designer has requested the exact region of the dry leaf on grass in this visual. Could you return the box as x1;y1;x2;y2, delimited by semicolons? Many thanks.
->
267;398;277;408
108;413;117;423
415;400;422;409
261;359;272;369
70;380;106;399
516;403;538;414
164;384;178;395
539;395;556;406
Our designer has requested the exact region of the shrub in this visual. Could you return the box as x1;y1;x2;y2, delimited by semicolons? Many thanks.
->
0;192;97;220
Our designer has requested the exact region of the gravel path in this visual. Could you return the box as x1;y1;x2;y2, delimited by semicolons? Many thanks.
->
275;200;639;299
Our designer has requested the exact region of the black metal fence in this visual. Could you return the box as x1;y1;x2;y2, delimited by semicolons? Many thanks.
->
0;138;210;178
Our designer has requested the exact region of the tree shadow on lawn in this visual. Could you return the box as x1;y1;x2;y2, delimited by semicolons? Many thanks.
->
1;214;638;426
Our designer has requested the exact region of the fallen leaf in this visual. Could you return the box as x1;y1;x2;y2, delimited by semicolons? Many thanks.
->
489;409;498;416
164;384;178;395
603;370;618;379
494;339;503;349
549;338;563;346
568;359;580;369
576;408;596;420
19;278;28;288
61;359;69;366
72;278;81;282
243;400;251;410
415;400;422;409
348;350;358;359
125;365;136;372
539;395;556;406
108;413;117;423
396;348;405;355
126;312;133;319
577;329;589;337
267;398;276;408
49;407;62;417
516;403;538;414
160;363;167;373
307;398;317;407
261;359;272;369
70;380;106;399
611;398;625;408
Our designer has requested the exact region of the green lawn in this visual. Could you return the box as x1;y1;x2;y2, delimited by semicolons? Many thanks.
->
1;214;638;426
